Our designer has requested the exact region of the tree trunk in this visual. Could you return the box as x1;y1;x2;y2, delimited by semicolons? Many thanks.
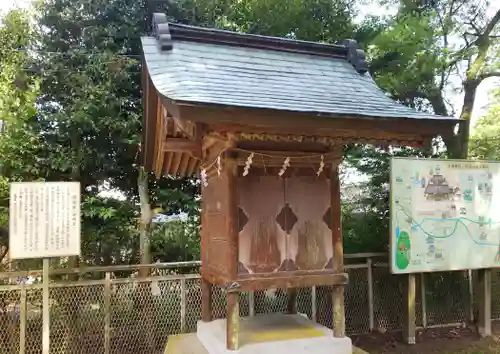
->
452;80;479;159
138;166;152;276
0;227;8;266
137;166;155;352
428;91;448;117
450;7;500;158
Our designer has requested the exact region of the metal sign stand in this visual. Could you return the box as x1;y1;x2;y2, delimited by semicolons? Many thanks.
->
42;258;50;354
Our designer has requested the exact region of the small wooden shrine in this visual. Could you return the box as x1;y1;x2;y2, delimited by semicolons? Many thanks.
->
140;12;458;351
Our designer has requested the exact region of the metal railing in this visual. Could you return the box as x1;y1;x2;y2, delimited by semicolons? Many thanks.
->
0;253;499;354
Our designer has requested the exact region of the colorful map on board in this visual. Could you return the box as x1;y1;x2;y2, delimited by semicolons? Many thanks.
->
390;158;500;274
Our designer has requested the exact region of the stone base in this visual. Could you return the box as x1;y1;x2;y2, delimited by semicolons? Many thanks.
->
165;333;369;354
196;313;352;354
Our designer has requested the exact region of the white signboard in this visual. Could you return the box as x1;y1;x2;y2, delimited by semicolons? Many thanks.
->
390;158;500;274
9;182;81;259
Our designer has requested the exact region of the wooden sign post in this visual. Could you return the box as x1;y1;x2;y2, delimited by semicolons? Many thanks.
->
9;182;81;354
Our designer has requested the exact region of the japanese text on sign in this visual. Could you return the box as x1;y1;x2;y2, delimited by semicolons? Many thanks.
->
9;182;81;259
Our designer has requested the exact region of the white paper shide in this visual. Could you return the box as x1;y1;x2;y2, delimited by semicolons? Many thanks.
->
9;182;81;259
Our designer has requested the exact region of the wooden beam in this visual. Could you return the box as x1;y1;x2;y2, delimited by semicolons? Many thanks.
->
226;292;240;350
172;115;196;138
238;139;334;153
141;60;148;165
154;97;165;178
201;278;213;322
331;163;346;338
231;272;349;292
239;166;332;178
170;152;183;176
202;132;236;152
287;288;298;314
403;274;417;344
225;152;238;280
177;153;191;177
163;138;202;158
202;133;237;169
232;149;341;169
163;138;198;151
177;104;454;146
226;152;240;350
143;70;159;170
163;152;174;176
160;96;181;119
202;269;232;287
477;269;492;337
164;114;175;136
186;157;199;176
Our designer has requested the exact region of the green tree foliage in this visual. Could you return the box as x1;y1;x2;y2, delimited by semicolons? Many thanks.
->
0;10;40;264
367;11;447;114
1;0;499;261
151;215;201;262
34;0;144;187
343;0;500;251
162;0;356;42
342;144;444;253
469;90;500;160
0;1;200;267
0;10;40;180
28;0;357;264
369;0;500;156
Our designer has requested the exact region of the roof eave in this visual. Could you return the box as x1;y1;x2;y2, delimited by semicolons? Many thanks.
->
170;98;461;123
161;99;458;147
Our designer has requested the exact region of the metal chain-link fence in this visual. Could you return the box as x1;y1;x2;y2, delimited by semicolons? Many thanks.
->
0;258;499;354
493;270;500;320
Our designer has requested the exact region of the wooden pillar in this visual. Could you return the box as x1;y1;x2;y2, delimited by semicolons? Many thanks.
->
226;151;240;350
403;274;416;344
477;269;492;337
287;288;298;314
331;163;346;337
226;151;239;282
227;292;240;350
201;278;213;322
200;184;213;322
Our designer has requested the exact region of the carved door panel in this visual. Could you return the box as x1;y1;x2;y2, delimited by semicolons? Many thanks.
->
237;175;286;275
237;174;333;275
285;176;333;271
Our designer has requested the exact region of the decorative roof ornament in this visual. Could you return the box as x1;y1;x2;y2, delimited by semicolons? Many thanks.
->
152;13;172;51
343;39;368;75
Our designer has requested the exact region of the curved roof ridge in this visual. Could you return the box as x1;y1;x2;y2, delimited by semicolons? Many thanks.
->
151;13;368;74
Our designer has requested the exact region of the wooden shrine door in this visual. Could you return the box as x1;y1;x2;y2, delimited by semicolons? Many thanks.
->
237;174;334;275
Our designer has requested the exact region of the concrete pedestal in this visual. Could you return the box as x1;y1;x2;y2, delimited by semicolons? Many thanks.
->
195;313;352;354
165;333;369;354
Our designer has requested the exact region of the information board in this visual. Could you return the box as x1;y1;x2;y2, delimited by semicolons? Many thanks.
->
9;182;81;259
390;158;500;274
